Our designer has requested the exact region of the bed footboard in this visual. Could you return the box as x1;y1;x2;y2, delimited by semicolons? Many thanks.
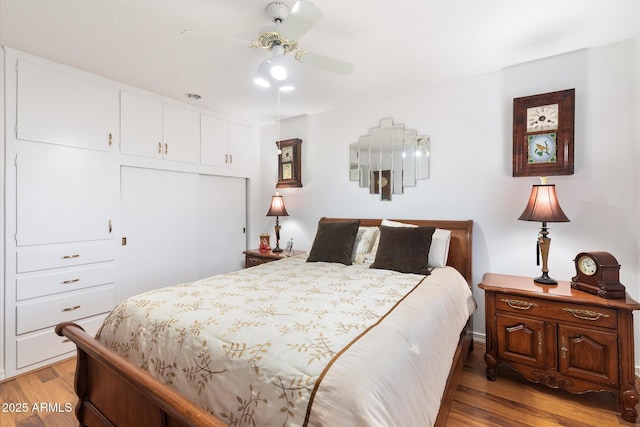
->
55;322;227;427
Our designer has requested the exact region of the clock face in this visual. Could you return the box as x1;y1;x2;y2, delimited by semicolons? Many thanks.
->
527;133;557;164
527;104;559;132
578;255;597;276
281;146;294;162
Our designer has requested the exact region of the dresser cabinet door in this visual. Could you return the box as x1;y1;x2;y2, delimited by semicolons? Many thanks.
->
16;58;119;151
558;324;618;386
496;313;546;368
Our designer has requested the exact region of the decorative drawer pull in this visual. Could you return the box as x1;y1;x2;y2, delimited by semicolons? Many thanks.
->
500;298;538;310
562;308;610;321
62;305;81;312
109;219;113;233
62;254;80;259
62;339;71;344
158;142;162;154
229;154;233;164
165;143;168;155
61;278;80;284
109;132;113;146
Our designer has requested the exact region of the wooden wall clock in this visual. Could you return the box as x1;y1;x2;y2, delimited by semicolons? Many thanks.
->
276;138;302;188
512;89;575;177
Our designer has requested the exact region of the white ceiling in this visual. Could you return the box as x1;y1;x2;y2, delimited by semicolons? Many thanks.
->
1;0;638;125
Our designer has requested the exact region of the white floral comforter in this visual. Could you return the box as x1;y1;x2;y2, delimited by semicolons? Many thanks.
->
97;254;475;426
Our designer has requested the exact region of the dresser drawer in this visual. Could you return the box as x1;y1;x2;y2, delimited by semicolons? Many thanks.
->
16;263;116;301
16;314;106;369
16;285;115;334
495;295;617;329
16;240;114;273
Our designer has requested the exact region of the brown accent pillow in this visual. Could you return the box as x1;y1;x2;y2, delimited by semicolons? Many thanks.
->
307;220;361;265
370;225;435;274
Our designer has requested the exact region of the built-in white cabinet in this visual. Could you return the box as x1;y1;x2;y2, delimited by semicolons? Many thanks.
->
16;58;119;151
121;91;200;163
3;48;253;380
201;114;253;170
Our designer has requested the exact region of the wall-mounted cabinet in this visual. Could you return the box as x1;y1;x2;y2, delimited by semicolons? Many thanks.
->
16;58;119;151
121;91;200;163
201;114;252;170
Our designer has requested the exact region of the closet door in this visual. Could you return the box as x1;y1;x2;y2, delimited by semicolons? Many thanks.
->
119;167;200;301
198;175;246;277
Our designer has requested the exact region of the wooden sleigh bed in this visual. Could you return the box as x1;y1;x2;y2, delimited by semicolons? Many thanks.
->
56;218;474;427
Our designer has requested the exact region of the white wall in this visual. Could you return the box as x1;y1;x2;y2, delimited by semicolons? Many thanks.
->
258;39;640;359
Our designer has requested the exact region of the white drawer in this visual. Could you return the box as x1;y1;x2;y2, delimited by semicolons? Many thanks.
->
16;314;106;369
16;285;115;334
16;263;116;301
16;240;114;273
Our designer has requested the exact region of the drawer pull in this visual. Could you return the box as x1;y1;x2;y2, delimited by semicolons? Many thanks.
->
562;308;610;321
62;339;71;344
62;305;81;312
109;132;113;146
61;254;80;259
61;278;80;285
159;142;162;154
501;298;538;310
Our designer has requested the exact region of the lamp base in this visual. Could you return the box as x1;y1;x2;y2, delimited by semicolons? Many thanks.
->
272;246;283;253
533;272;558;285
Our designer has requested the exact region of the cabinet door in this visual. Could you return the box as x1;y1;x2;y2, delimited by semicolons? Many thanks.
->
120;91;163;158
16;143;116;246
227;122;253;170
496;313;546;368
16;59;119;151
558;324;618;386
119;167;200;301
198;175;246;277
201;114;229;167
162;104;199;163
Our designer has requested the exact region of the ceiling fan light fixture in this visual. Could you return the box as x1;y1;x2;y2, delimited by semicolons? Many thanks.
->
253;60;272;88
270;64;287;80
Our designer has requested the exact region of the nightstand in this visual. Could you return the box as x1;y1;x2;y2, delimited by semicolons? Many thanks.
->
242;249;304;268
479;273;640;423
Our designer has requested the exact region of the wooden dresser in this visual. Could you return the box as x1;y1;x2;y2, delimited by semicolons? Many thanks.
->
479;273;640;423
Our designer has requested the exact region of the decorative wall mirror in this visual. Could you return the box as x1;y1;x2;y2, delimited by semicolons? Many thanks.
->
349;118;430;200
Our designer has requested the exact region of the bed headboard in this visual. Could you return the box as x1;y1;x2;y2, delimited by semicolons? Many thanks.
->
319;218;473;286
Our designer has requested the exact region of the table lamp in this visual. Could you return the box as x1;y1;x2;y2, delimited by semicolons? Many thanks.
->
518;180;570;284
266;192;289;252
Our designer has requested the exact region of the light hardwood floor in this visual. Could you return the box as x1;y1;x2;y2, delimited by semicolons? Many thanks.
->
0;343;637;426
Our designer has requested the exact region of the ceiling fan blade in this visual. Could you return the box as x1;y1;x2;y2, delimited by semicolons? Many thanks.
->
295;51;355;76
279;0;323;41
181;30;255;48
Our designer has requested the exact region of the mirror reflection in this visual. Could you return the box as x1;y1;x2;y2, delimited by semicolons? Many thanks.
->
350;118;430;200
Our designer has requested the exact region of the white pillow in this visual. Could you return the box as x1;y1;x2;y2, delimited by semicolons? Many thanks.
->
352;226;379;264
379;219;451;268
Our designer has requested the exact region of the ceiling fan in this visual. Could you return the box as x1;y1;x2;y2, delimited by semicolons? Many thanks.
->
182;1;355;88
